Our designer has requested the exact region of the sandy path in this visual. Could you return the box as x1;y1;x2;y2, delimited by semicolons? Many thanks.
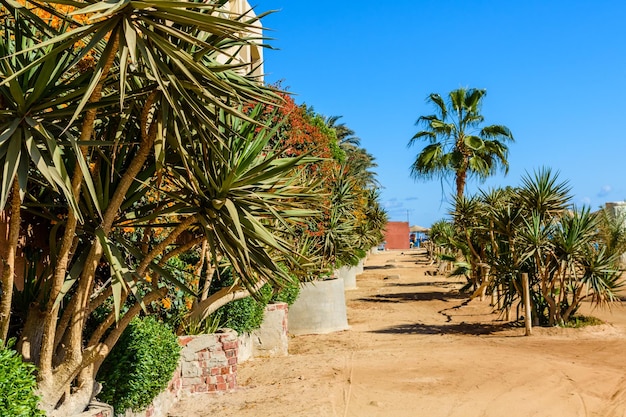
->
169;249;626;417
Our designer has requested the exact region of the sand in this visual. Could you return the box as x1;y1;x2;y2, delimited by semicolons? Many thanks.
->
168;249;626;417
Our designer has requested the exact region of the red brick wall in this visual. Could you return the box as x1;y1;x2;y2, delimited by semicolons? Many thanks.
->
383;221;410;250
178;332;238;394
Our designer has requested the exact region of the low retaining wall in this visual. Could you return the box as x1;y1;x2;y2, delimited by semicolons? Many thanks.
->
238;302;289;362
250;302;289;358
178;331;239;394
83;303;290;417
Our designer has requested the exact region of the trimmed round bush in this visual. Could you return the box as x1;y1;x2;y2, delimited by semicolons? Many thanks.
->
0;341;45;417
97;317;180;413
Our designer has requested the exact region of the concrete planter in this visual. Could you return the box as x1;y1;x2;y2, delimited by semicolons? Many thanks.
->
288;278;349;335
336;265;357;290
355;258;365;275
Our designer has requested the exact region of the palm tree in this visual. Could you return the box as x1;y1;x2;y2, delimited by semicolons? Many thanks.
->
408;88;514;198
430;168;625;327
325;115;361;148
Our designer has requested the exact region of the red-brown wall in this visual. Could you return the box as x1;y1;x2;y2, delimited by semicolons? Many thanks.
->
383;221;410;250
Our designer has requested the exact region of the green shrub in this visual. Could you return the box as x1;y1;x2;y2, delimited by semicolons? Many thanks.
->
97;317;180;414
354;248;367;261
336;249;366;268
211;284;272;335
186;265;302;335
564;315;604;328
271;279;300;305
0;340;45;417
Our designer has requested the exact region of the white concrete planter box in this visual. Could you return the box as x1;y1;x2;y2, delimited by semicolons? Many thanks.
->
288;278;349;335
355;258;365;275
336;265;358;290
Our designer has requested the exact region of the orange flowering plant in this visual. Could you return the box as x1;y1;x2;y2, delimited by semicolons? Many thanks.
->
251;92;387;276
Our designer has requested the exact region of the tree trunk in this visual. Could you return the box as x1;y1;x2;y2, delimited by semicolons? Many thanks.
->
541;277;557;326
562;285;586;323
33;34;121;382
46;365;95;417
456;167;467;199
17;307;45;363
36;87;159;414
522;273;532;336
188;280;267;324
0;178;21;344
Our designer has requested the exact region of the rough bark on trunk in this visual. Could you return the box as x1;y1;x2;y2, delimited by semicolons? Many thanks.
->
37;89;161;414
456;167;467;199
522;273;532;336
0;178;21;343
33;34;121;382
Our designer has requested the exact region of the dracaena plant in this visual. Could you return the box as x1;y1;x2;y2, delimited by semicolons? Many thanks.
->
441;168;625;326
0;1;302;414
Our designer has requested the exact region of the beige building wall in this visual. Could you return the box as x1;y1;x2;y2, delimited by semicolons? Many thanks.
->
217;0;264;81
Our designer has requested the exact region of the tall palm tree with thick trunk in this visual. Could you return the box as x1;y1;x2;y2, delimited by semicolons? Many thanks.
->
408;88;514;198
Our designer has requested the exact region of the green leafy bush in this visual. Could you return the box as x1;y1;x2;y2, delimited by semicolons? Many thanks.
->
271;279;300;305
184;280;299;336
97;317;180;413
211;283;272;335
564;315;604;328
0;340;45;417
354;248;367;261
182;264;302;335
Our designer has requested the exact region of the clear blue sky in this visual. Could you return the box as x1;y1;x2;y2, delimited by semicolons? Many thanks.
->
254;0;626;227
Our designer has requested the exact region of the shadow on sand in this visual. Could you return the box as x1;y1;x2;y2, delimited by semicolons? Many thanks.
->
385;281;460;289
363;265;400;271
357;291;466;304
370;321;514;336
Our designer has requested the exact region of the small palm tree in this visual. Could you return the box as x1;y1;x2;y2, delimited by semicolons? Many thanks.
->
408;88;514;198
434;168;625;327
597;207;626;260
